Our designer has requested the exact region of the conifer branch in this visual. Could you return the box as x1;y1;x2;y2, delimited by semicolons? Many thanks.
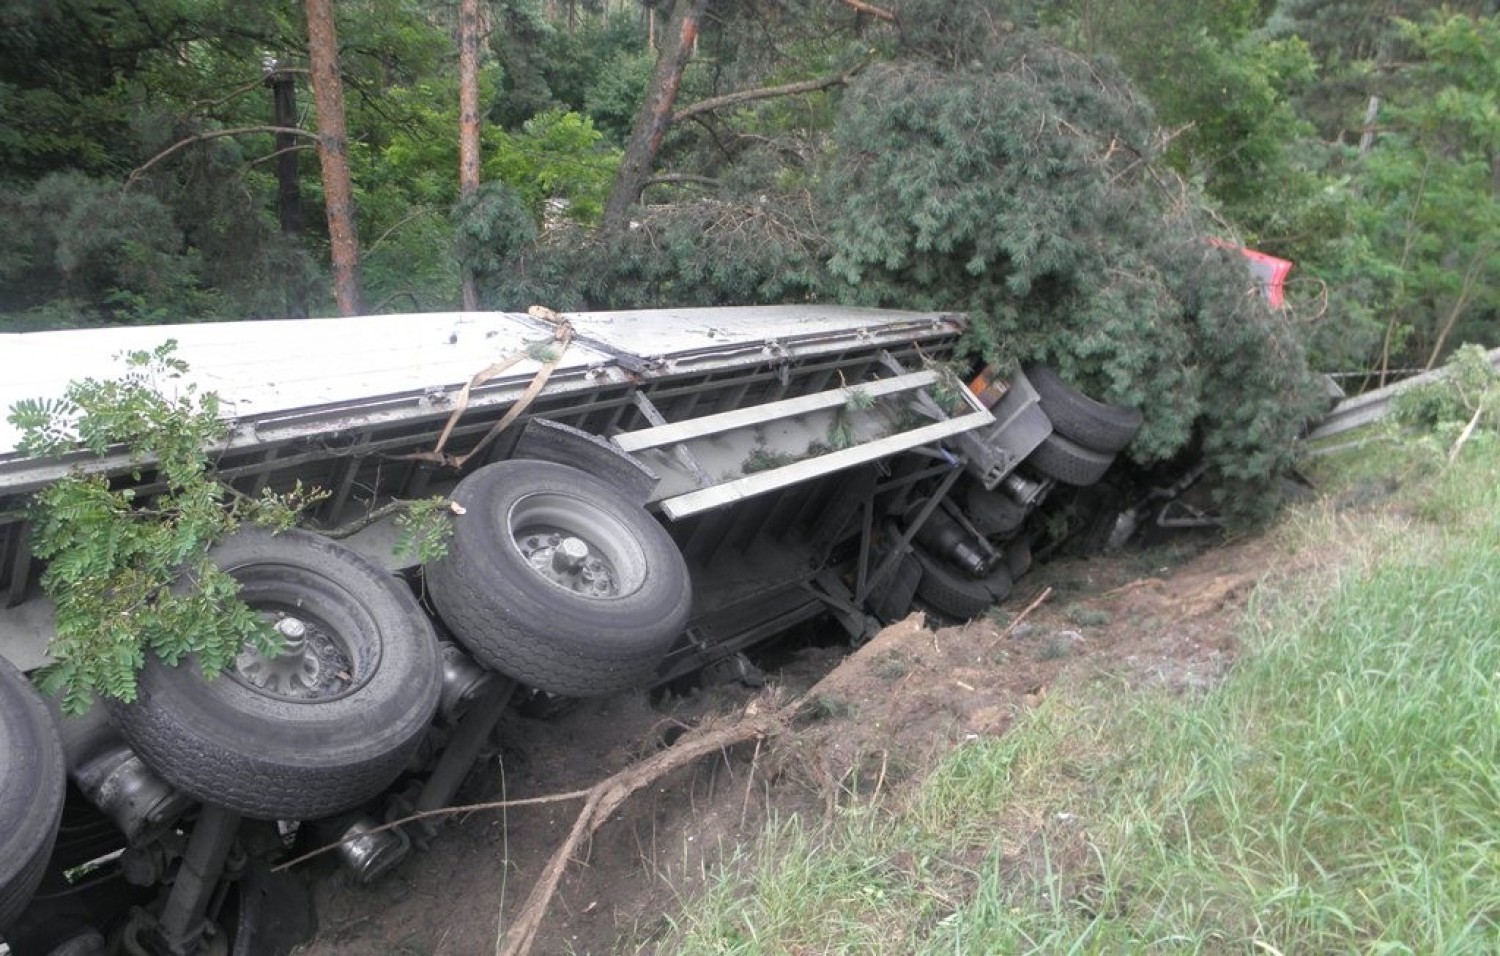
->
127;127;320;186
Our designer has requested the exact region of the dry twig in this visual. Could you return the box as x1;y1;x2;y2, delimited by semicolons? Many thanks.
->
1448;403;1485;464
990;586;1053;644
837;0;897;21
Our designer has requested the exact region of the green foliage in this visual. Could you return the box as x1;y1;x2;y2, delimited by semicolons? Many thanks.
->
455;182;543;304
454;110;622;310
1348;12;1500;371
486;0;563;128
6;343;320;714
0;1;334;323
478;4;655;144
924;361;968;413
825;33;1321;524
581;46;659;144
391;496;456;564
1043;0;1312;223
485;110;621;223
483;194;830;312
1255;3;1500;374
827;394;862;450
1392;343;1500;436
0;172;219;324
842;386;875;412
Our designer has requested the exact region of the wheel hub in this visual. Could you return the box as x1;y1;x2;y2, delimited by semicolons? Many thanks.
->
234;614;351;699
517;530;620;597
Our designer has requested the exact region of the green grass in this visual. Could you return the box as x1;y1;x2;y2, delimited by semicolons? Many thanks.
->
649;439;1500;954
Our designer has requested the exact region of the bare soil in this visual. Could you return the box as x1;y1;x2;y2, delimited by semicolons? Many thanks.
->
294;530;1273;955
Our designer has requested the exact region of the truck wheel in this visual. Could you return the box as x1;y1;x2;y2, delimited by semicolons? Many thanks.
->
913;547;1013;621
1026;432;1115;487
964;484;1027;536
426;459;692;697
1023;364;1143;453
109;528;442;821
0;656;66;933
1005;535;1033;580
869;551;923;623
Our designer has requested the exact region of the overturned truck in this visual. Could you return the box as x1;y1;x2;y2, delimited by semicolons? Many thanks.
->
0;305;1140;955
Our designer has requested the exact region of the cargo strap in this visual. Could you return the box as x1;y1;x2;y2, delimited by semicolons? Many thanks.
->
401;306;573;469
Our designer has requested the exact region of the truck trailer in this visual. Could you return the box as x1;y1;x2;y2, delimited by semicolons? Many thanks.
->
0;304;1140;955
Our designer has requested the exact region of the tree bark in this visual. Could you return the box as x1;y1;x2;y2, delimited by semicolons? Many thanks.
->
267;73;305;239
1357;94;1381;153
458;0;482;311
306;0;364;316
267;69;309;318
601;0;709;233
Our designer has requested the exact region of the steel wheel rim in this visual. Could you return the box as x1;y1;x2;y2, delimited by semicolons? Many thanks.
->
224;564;377;703
505;492;647;599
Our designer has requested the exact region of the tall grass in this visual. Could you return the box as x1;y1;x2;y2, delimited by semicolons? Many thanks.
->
652;440;1500;955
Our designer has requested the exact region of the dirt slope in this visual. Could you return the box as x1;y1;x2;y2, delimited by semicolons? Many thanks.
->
296;532;1271;955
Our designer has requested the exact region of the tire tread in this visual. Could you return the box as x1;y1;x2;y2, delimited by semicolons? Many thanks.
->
1024;364;1143;453
1026;432;1115;486
0;657;66;932
913;548;1013;620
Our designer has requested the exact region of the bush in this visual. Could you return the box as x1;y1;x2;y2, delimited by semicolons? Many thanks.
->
0;172;214;324
824;35;1322;524
1392;343;1500;436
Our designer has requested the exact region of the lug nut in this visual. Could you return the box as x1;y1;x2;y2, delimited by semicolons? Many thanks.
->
552;537;589;572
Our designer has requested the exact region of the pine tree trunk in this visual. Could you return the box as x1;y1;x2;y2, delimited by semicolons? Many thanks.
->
306;0;364;316
267;69;308;318
458;0;482;311
601;0;708;234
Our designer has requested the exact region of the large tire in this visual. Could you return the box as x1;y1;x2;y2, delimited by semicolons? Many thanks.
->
426;459;693;697
0;657;66;933
869;551;923;623
109;528;442;821
1005;535;1034;580
913;547;1013;620
1026;432;1115;487
964;484;1027;537
1024;364;1143;453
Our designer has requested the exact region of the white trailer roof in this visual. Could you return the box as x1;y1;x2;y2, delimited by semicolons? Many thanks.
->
0;311;608;456
0;305;960;460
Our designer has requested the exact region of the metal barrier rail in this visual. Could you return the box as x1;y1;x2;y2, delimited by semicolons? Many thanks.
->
1305;347;1500;442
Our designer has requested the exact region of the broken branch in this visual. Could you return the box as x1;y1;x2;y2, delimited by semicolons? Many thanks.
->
1447;403;1485;464
991;585;1053;644
838;0;897;21
642;173;723;190
127;126;320;186
269;788;593;873
671;65;867;124
497;706;786;956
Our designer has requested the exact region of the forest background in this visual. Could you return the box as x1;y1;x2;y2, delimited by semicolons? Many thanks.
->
1;0;1496;522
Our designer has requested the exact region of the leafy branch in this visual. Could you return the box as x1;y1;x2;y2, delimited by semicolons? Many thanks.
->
6;342;322;714
1391;344;1500;462
318;495;459;564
